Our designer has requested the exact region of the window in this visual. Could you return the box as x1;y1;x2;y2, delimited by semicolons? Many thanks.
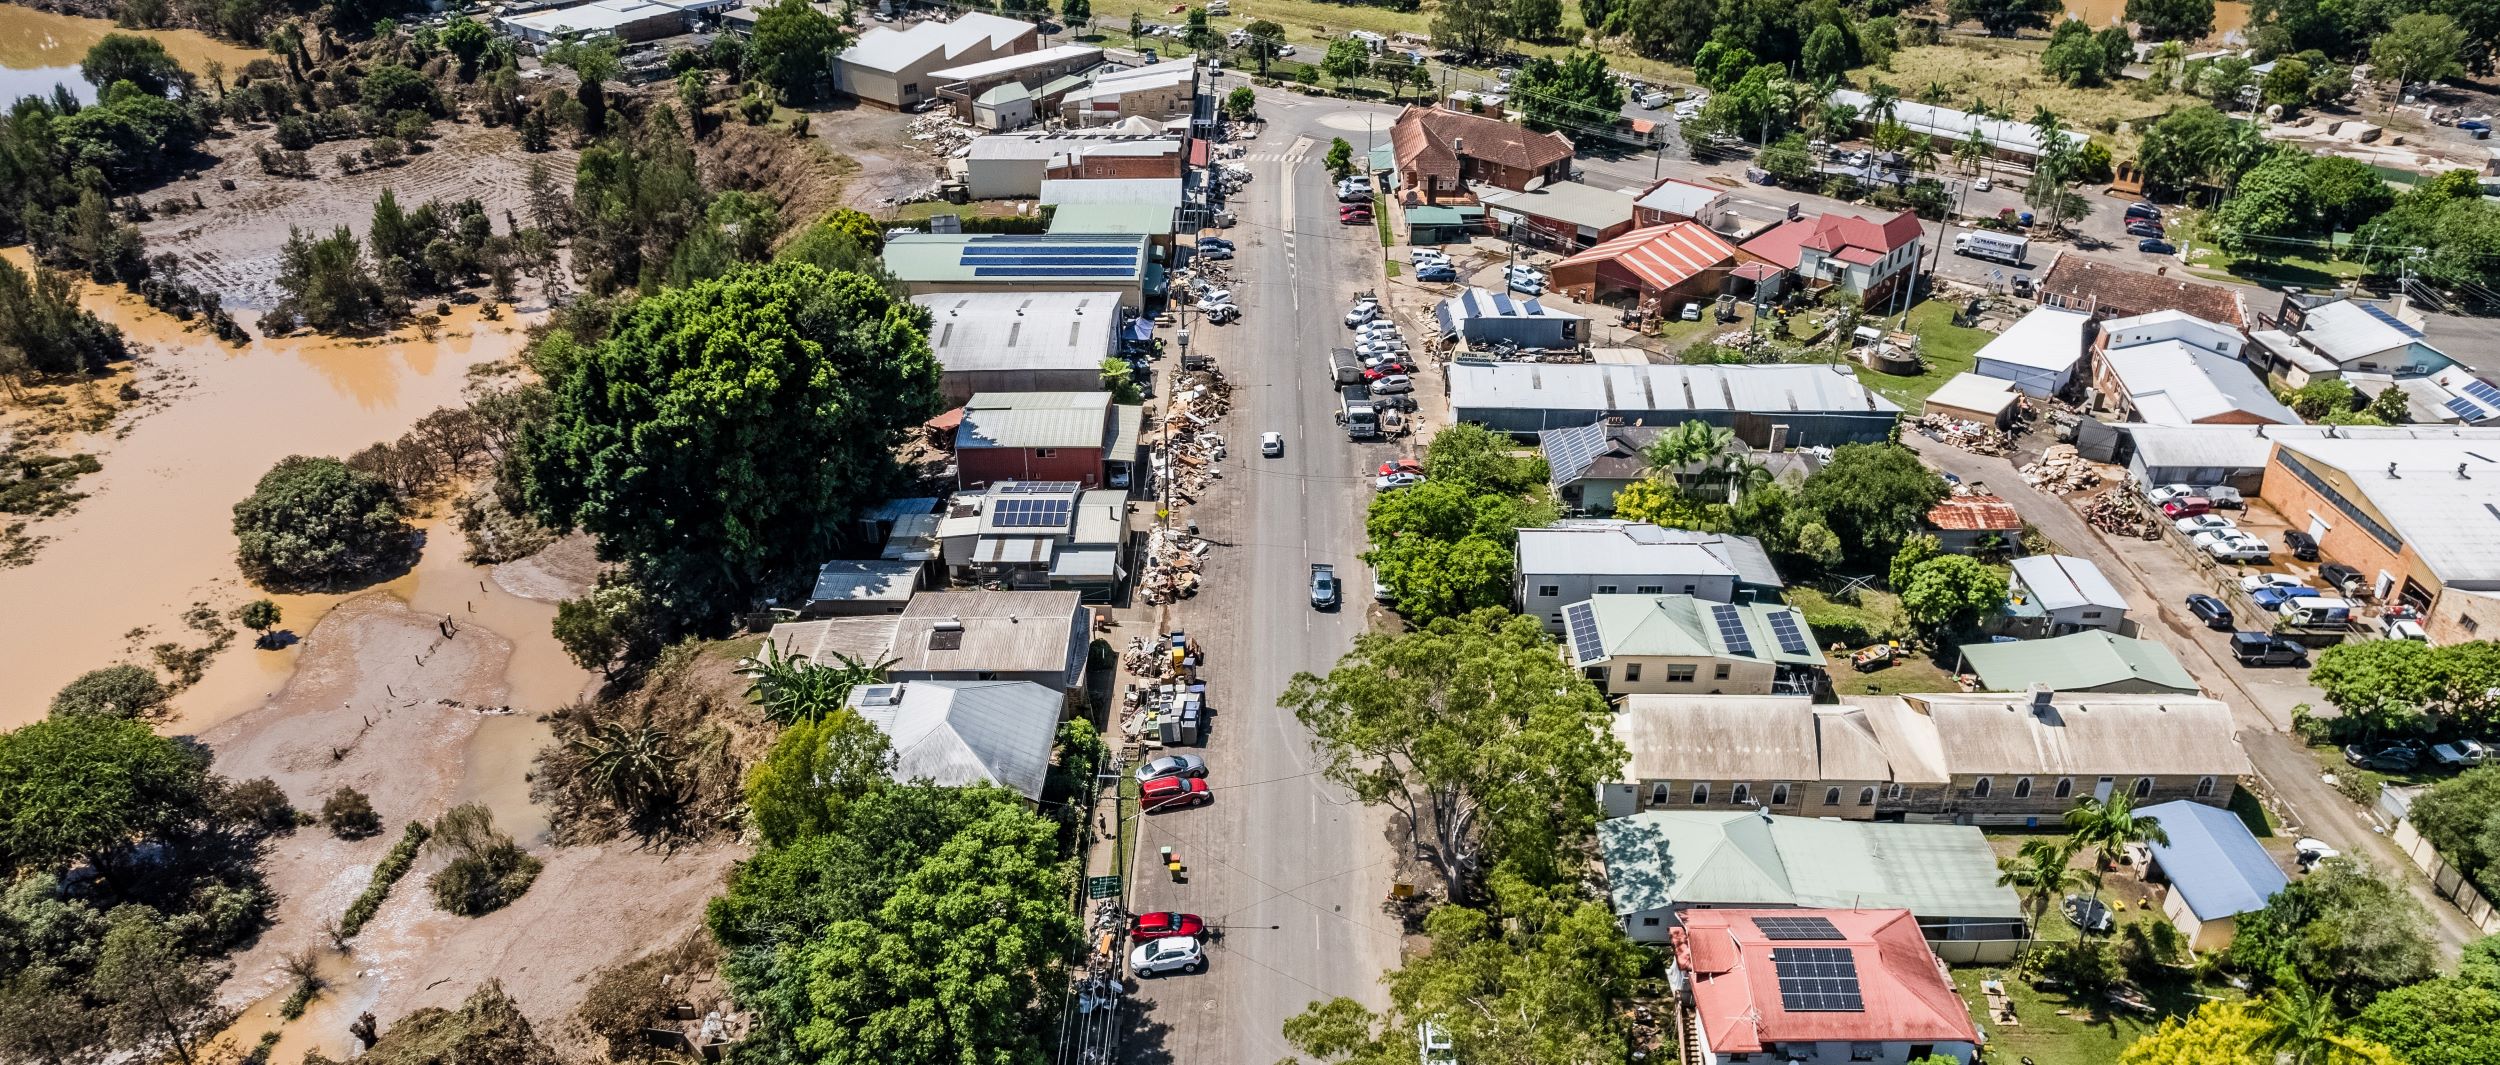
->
1035;448;1059;458
2082;610;2103;620
1973;777;1993;798
1859;787;1876;806
2014;777;2032;799
1731;783;1751;804
1622;663;1642;682
1692;783;1710;804
1596;584;1619;594
1887;782;1903;800
1641;916;1661;926
1537;585;1560;598
1771;783;1790;805
1850;1044;1880;1063
1637;585;1664;594
1824;786;1842;806
1582;667;1606;682
2134;777;2154;798
2056;777;2073;798
1714;663;1731;680
2466;615;2482;635
1667;664;1697;683
1650;781;1670;805
1682;583;1698;595
2197;775;2216;798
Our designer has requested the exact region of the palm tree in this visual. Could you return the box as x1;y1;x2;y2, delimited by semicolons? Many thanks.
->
1995;837;2096;929
2253;976;2395;1065
1920;80;1949;104
2062;790;2171;872
2148;41;2187;91
1957;131;1991;175
1907;134;1941;175
1645;420;1736;478
1866;80;1900;125
570;713;680;811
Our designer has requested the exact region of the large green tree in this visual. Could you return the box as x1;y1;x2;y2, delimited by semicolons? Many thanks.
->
80;34;187;97
2352;974;2500;1064
742;710;893;848
0;714;210;874
2225;858;2436;1010
1512;51;1623;133
1898;555;2006;632
521;261;942;624
1797;444;1947;567
1421;422;1546;496
1948;0;2061;35
230;455;411;587
2407;765;2500;898
1281;609;1623;894
2306;639;2441;736
2209;150;2314;251
49;665;169;719
1362;479;1551;619
2356;170;2500;291
1430;0;1512;56
2127;0;2216;40
2370;13;2466;94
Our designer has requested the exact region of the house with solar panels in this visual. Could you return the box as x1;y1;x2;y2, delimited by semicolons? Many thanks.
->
911;290;1127;404
1596;810;2026;960
886;234;1156;311
1559;594;1825;696
933;481;1130;600
2251;294;2456;385
1433;286;1587;350
1671;908;1982;1065
1515;521;1785;633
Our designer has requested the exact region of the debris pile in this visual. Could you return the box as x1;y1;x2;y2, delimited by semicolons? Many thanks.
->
2078;490;2159;540
905;112;975;157
1911;412;2009;455
1137;368;1234;605
2019;444;2102;494
1120;631;1207;746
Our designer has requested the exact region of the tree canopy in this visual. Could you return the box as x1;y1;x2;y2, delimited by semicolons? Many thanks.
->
231;455;411;587
81;35;188;97
1898;555;2007;632
2224;858;2436;1010
1511;50;1623;133
1797;444;1947;567
2370;13;2466;91
0;714;211;874
750;0;851;103
521;261;942;625
49;665;169;719
2126;0;2216;40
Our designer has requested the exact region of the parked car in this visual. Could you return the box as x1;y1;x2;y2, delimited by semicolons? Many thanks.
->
1199;237;1234;250
2125;202;2161;221
2193;530;2270;562
1135;754;1208;783
2282;530;2319;561
1355;320;1401;337
1345;301;1381;326
1261;431;1283;457
2343;742;2423;772
2384;615;2429;642
1141;775;1213;812
1129;935;1205;976
2231;631;2309;667
1130;911;1206;941
2241;572;2306;594
2200;486;2245;508
1196;243;1233;260
1378;459;1424;477
2138;238;2176;254
2161;497;2214;519
1973;176;1993;192
2319;562;2363;593
2143;482;2198;505
1505;264;1547;284
1680;301;1703;321
1338;186;1371;204
2251;584;2323;609
2126;221;2165;238
2185;593;2234;630
1370;374;1414;395
1507;275;1545;295
1339;204;1372;224
2432;739;2490;767
1416;264;1459;282
2175;514;2237;535
2062;894;2113;934
1376;472;1425;490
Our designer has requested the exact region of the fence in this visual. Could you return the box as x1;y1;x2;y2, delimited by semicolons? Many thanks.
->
2382;787;2500;935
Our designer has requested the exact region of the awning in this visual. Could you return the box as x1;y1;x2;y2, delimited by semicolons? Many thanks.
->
1127;317;1156;342
925;406;966;432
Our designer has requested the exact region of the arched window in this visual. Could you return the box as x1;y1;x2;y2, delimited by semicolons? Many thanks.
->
1771;783;1790;806
1650;781;1670;805
1691;782;1710;805
2196;776;2216;798
1887;782;1903;801
2014;777;2033;799
2055;777;2073;799
1824;786;1843;806
1973;777;1993;799
1732;782;1753;804
1859;787;1877;806
2134;777;2154;798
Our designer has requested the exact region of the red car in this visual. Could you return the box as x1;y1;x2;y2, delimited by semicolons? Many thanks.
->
1378;458;1424;477
1130;912;1207;940
2160;496;2214;519
1339;205;1372;224
1142;775;1212;812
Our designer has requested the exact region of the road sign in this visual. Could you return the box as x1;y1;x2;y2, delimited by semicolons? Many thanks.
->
1088;875;1122;899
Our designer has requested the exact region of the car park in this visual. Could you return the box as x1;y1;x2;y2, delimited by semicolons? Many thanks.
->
1141;775;1213;811
2432;740;2490;767
2251;584;2323;609
1129;935;1206;976
1369;374;1414;394
2160;497;2214;519
1130;911;1206;941
1376;472;1425;490
2282;530;2318;561
2343;742;2423;772
2138;238;2175;254
1261;431;1283;457
2175;514;2236;535
2185;594;2234;630
1135;754;1208;783
2231;631;2309;666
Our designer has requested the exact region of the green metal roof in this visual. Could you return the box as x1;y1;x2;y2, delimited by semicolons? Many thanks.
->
1957;630;2198;694
1406;206;1466;224
1598;810;2025;919
1581;594;1825;667
1047;202;1178;237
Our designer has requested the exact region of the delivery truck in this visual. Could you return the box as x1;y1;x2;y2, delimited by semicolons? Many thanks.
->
1955;232;2030;265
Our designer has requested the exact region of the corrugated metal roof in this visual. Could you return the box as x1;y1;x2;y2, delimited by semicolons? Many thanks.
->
1478;181;1639;231
1958;631;2199;694
840;11;1034;76
1599;811;2024;919
890;590;1087;681
1904;692;2249;778
810;560;921;604
1972;306;2091;373
2271;438;2500;585
2105;342;2298;425
1516;522;1782;587
1579;594;1823;666
850;679;1063;798
1439;286;1586;322
2011;554;2127;612
1634;178;1723;218
912;290;1122;373
1615;695;1820;780
1554;221;1738;291
1830;89;2088;156
2141;800;2289;920
1451;362;1900;416
886;234;1149;287
2299;299;2426;360
957;391;1115;450
928;42;1103;81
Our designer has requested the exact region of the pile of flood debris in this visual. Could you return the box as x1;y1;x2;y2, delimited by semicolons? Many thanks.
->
906;112;975;157
1910;412;2010;455
1137;369;1234;605
2078;489;2160;539
2020;444;2102;494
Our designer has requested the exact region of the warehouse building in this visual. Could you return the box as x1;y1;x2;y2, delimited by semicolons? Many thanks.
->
910;290;1125;403
885;234;1155;311
834;11;1037;110
1450;363;1900;442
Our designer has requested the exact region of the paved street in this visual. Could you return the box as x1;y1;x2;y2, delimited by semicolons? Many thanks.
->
1118;86;1410;1065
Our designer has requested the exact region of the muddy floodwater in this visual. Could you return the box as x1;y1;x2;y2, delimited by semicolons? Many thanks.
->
2062;0;2251;36
0;5;263;102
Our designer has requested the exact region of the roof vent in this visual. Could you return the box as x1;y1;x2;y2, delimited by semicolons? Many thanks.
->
2389;463;2400;479
2029;683;2056;717
855;684;904;707
2462;463;2472;479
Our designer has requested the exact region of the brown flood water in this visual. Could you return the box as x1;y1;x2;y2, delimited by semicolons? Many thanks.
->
2061;0;2252;37
0;5;264;102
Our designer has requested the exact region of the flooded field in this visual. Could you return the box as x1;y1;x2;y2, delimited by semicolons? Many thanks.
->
2061;0;2251;37
0;4;261;102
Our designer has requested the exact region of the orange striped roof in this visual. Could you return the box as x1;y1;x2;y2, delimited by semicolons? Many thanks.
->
1555;221;1739;291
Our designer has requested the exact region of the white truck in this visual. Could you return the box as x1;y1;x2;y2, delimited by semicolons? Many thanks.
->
1329;348;1363;386
1955;232;2030;265
1339;383;1381;439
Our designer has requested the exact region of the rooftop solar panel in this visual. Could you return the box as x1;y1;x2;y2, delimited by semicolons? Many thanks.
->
1766;611;1811;656
1564;602;1605;664
1753;915;1843;940
1771;947;1863;1012
1710;603;1754;657
1542;422;1610;484
2465;378;2500;409
2448;397;2489;422
1000;481;1084;494
992;497;1073;528
970;267;1139;278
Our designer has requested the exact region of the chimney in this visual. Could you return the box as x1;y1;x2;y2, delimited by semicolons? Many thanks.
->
1769;424;1791;452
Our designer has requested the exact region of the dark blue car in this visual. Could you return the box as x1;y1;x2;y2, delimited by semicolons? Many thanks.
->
2138;238;2175;254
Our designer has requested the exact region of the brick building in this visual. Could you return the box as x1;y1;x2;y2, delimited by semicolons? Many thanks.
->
954;391;1144;492
1386;105;1574;205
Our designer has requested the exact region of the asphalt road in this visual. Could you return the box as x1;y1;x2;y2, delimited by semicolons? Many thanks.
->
1118;86;1407;1065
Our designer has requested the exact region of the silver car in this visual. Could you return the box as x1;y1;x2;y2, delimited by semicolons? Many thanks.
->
1130;935;1205;976
1135;754;1208;783
1369;374;1414;395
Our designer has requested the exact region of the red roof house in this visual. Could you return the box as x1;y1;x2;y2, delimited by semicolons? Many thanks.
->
1741;211;1926;306
1549;221;1739;314
1388;105;1575;205
1672;908;1981;1063
1925;494;2024;555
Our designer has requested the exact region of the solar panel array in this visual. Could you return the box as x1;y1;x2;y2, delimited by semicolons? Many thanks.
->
993;496;1074;529
1752;915;1843;940
1766;611;1811;656
1543;423;1610;485
2464;378;2500;410
2449;396;2491;423
959;243;1140;279
1564;602;1605;663
1709;603;1754;657
1000;481;1083;495
1771;947;1864;1012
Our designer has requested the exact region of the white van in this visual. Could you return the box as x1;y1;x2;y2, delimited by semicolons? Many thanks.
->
2278;596;2352;627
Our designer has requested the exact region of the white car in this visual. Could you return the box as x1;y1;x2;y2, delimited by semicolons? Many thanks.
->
1260;431;1283;457
1369;374;1414;395
1130;936;1205;977
1359;341;1408;359
1376;472;1425;490
2433;739;2489;766
1505;264;1546;284
1345;301;1381;326
1276;44;1295;56
2174;515;2237;536
1973;176;1993;192
2241;572;2305;594
1680;301;1703;321
1134;753;1208;782
2195;530;2271;562
2143;482;2199;506
2384;618;2429;642
1356;321;1401;338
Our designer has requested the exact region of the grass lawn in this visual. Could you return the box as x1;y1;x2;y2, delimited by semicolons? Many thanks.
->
1854;299;1992;407
1855;39;2196;144
2182;243;2367;290
1075;0;1691;82
1949;964;2216;1065
880;200;1040;224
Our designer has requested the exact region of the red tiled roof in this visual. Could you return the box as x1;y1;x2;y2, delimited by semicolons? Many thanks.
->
1740;217;1817;271
1804;211;1922;258
2039;256;2246;328
1673;909;1980;1055
1389;105;1575;185
1926;494;2023;531
1554;222;1737;292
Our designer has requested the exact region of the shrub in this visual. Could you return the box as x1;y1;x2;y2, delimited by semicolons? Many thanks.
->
338;820;430;938
49;664;168;718
231;455;412;587
424;804;541;916
213;776;298;835
322;786;383;839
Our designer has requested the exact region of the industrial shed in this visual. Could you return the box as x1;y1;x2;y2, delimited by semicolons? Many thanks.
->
885;234;1155;310
1449;362;1901;443
1972;306;2091;398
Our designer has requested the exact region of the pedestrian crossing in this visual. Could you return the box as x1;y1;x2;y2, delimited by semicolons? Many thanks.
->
1237;136;1317;166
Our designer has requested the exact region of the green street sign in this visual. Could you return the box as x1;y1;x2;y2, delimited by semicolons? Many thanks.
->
1087;875;1122;899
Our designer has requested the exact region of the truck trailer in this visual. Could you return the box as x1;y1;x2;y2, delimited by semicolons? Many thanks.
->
1955;232;2029;265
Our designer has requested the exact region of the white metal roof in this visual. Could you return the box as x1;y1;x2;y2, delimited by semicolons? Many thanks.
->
1971;306;2091;373
502;0;675;34
849;679;1063;798
1516;522;1783;587
839;12;1034;76
1830;90;2090;156
1633;178;1724;218
2272;438;2500;586
2104;342;2298;425
1923;372;2019;417
912;291;1122;372
2010;554;2128;613
929;43;1103;81
2297;300;2426;361
968;131;1182;161
1451;362;1899;415
1477;181;1639;231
